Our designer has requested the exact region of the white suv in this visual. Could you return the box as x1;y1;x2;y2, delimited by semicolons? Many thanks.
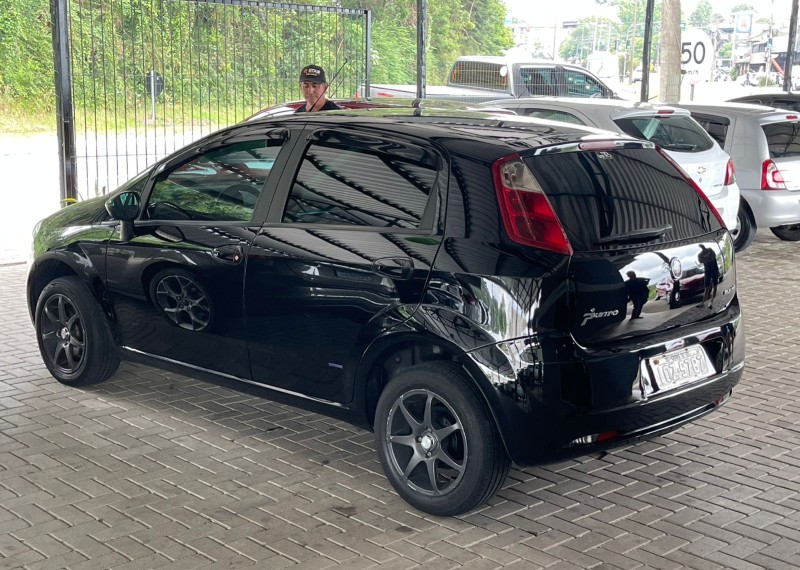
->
675;102;800;249
482;97;742;248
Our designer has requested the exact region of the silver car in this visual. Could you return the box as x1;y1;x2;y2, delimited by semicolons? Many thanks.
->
676;102;800;249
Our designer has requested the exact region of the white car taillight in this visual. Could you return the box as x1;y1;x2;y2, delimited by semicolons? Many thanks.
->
724;159;736;186
761;159;787;190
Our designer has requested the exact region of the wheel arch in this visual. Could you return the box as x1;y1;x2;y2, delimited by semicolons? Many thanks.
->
27;255;105;325
356;331;515;460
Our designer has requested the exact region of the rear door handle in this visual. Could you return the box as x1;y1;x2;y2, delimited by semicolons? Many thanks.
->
372;256;414;280
212;244;243;264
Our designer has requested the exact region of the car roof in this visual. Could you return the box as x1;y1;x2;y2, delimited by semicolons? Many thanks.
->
484;96;685;111
453;56;592;70
243;98;517;122
673;102;800;126
241;110;639;152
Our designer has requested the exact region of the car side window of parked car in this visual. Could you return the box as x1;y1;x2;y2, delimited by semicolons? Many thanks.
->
520;67;558;96
561;69;607;98
145;138;283;222
687;113;729;147
614;116;714;152
520;108;585;125
282;133;441;230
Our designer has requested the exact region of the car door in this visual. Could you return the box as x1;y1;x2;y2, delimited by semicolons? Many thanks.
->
244;124;446;404
104;125;293;379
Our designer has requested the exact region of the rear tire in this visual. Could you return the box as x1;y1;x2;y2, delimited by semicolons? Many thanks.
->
731;205;755;252
374;362;510;516
35;276;120;386
770;224;800;241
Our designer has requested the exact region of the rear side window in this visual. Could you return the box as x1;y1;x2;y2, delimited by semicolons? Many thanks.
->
521;108;585;125
762;121;800;158
520;67;558;96
613;116;714;152
282;134;441;229
450;61;507;91
690;113;729;146
524;148;723;252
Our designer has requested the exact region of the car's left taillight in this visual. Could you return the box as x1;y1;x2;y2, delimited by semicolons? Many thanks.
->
724;159;736;186
761;159;787;190
492;154;573;255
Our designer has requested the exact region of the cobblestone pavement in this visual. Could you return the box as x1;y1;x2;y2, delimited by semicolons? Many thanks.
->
1;231;799;570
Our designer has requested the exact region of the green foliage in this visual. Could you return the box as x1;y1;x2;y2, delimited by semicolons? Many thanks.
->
1;0;513;129
689;0;714;28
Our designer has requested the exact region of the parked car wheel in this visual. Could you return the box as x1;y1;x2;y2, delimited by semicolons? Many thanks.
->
374;362;510;516
149;269;214;331
770;224;800;241
35;276;120;386
731;205;755;252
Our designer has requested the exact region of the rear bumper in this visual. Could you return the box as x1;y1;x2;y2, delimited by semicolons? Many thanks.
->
464;301;744;466
741;187;800;228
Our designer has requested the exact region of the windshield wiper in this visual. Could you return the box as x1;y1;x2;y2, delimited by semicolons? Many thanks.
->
595;224;672;246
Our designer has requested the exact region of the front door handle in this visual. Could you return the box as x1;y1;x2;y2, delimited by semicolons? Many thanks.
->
212;244;243;264
372;256;414;280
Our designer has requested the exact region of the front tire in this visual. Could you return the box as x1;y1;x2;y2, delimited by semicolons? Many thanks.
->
35;276;120;386
770;224;800;241
374;362;510;516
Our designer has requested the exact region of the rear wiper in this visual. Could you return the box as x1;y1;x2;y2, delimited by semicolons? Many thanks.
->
595;224;672;246
659;143;697;151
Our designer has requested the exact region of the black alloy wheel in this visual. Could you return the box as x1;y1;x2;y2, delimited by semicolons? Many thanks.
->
35;276;120;386
374;362;510;516
770;224;800;241
150;269;213;331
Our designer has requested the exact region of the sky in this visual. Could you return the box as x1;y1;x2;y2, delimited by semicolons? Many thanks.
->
502;0;796;25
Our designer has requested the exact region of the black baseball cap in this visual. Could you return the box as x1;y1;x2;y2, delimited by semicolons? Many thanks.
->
299;65;326;84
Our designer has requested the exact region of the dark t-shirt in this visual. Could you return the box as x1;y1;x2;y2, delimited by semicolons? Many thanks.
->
295;99;342;113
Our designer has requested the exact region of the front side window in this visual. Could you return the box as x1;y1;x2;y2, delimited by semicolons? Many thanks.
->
614;115;714;152
561;70;606;98
282;137;440;230
146;139;282;222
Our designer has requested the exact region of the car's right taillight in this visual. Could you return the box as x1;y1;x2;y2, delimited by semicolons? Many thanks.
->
492;155;572;255
761;159;787;190
724;159;736;186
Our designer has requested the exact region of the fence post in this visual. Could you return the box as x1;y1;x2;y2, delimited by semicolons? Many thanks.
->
50;0;78;206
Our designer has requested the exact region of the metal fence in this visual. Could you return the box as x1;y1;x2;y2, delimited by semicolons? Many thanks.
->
52;0;370;202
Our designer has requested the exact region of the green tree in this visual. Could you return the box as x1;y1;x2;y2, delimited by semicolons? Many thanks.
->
689;0;714;28
731;4;755;12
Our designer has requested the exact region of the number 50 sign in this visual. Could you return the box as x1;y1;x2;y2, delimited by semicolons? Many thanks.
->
681;28;713;79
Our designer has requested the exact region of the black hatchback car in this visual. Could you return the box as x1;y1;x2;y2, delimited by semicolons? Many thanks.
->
27;109;745;516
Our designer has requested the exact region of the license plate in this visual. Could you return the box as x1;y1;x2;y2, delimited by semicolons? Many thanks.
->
645;345;713;396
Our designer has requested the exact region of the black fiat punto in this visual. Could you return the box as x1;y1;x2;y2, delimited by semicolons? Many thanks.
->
27;108;745;516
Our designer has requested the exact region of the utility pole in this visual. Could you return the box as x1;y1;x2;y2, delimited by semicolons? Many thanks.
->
660;0;682;103
784;0;799;92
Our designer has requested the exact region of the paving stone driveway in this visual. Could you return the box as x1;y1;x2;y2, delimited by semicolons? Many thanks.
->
1;232;799;570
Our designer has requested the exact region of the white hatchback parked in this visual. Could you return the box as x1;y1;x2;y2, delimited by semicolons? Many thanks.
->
482;97;744;248
674;102;800;250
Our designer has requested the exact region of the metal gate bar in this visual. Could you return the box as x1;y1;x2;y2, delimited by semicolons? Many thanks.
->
52;0;369;203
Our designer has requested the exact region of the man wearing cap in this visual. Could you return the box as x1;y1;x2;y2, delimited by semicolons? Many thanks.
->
296;65;342;113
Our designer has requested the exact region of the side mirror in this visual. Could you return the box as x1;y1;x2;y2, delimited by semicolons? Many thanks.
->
105;191;141;242
105;191;141;221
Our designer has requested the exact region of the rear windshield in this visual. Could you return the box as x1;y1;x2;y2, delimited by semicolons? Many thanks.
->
613;116;714;152
524;148;723;252
762;121;800;158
